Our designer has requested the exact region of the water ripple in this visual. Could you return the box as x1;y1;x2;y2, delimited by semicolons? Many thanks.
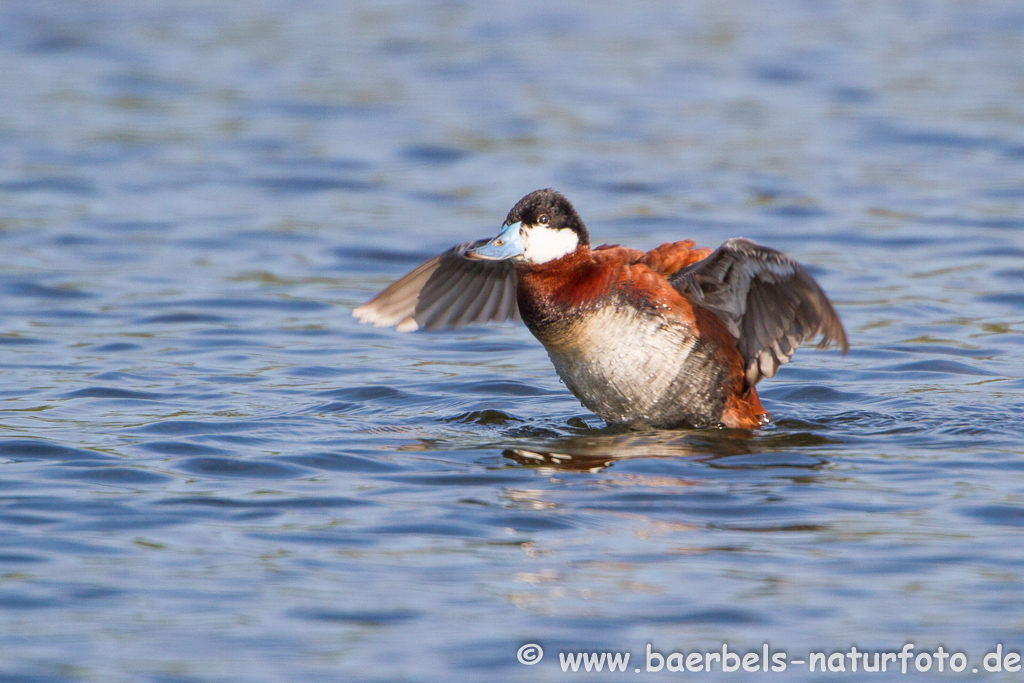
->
1;1;1023;680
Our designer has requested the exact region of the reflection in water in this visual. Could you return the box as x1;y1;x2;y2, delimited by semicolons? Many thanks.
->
506;448;618;471
404;413;842;471
502;425;835;471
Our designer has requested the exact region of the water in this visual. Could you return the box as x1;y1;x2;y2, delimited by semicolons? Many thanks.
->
2;1;1024;680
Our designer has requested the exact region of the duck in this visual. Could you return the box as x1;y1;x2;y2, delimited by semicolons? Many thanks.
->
354;189;848;429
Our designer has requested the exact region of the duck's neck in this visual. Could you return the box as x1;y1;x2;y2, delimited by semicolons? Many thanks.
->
514;248;606;336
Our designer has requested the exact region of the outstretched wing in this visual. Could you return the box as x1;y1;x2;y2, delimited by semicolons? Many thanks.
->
671;238;848;386
353;240;520;332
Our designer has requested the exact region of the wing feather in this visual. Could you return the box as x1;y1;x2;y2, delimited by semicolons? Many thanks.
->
353;240;519;331
671;237;848;385
414;264;480;328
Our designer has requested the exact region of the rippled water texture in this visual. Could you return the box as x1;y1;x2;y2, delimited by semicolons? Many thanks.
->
2;1;1024;681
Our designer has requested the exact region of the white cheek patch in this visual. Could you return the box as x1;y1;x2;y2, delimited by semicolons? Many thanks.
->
521;225;579;264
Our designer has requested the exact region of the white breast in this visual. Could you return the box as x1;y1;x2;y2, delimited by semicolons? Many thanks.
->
544;305;698;425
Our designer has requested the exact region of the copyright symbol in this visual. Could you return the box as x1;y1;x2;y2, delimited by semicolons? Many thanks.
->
517;643;543;665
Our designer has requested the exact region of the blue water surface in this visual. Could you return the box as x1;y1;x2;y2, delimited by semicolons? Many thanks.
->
2;1;1024;681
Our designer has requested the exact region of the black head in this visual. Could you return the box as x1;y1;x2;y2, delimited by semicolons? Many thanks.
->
504;189;590;248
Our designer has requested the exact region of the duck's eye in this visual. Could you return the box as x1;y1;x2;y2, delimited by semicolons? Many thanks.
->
538;214;549;225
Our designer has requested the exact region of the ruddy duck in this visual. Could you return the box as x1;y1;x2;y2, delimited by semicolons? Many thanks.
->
354;189;848;429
